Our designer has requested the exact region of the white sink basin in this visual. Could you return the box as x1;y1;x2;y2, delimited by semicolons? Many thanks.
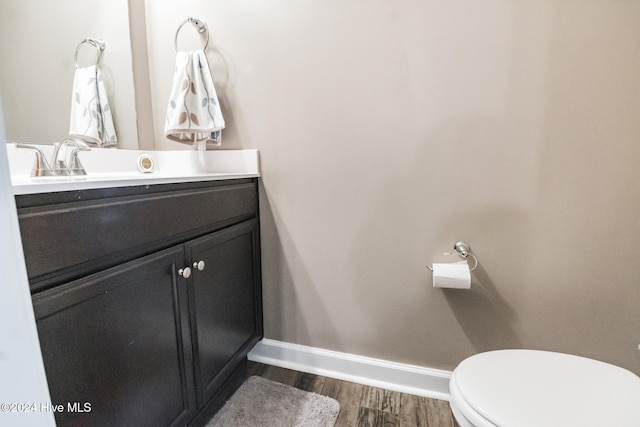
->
6;143;260;195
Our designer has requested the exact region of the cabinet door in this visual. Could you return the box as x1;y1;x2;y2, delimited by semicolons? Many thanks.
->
187;219;261;405
32;246;196;427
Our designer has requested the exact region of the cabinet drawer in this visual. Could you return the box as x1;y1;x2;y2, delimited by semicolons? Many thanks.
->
18;180;258;290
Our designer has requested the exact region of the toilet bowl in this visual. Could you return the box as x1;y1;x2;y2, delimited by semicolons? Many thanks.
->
449;349;640;427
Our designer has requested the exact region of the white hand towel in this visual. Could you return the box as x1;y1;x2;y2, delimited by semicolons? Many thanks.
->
165;49;225;148
69;65;117;147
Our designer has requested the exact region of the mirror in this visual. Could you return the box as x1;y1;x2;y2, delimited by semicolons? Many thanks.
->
0;0;139;149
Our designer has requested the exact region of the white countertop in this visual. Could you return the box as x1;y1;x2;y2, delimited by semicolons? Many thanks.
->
6;144;260;195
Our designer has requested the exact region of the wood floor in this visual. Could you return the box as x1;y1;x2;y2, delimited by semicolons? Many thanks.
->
215;360;460;427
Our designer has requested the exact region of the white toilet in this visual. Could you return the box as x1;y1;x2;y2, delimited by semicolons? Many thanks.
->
449;349;640;427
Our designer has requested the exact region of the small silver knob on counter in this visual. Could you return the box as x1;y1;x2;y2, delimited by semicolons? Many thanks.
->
193;260;205;271
178;267;192;279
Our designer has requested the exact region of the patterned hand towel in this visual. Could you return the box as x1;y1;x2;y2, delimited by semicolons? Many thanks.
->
69;65;117;147
165;49;225;148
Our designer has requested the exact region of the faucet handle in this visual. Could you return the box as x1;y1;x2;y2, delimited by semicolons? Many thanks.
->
68;147;90;175
15;144;56;176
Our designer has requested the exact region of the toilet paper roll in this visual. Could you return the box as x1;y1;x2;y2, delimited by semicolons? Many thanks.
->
432;260;471;289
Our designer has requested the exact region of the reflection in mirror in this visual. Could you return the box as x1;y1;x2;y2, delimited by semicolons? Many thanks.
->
0;0;139;149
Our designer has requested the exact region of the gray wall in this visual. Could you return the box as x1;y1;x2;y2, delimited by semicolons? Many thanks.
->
143;0;640;374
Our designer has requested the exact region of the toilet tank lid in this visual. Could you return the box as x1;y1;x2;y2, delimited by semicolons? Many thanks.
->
452;349;640;427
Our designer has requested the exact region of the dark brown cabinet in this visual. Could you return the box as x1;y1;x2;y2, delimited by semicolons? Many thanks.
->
187;220;260;407
33;246;197;427
18;179;262;427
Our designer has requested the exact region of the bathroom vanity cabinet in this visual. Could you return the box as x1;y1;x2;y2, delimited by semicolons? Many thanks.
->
16;178;262;427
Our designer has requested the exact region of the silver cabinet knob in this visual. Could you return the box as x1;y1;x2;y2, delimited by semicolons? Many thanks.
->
178;267;192;279
193;260;205;271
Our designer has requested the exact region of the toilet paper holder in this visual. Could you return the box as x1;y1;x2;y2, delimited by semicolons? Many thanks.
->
426;241;479;272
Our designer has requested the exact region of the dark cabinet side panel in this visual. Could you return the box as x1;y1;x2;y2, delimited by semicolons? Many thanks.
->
33;246;196;427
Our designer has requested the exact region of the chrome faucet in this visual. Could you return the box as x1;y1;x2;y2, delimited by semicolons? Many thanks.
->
16;140;90;176
53;139;90;175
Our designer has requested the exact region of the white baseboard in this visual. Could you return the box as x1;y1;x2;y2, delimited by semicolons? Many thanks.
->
247;338;452;401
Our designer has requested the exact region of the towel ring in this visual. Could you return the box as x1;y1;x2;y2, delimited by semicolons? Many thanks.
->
174;17;209;52
74;38;105;68
426;241;479;272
